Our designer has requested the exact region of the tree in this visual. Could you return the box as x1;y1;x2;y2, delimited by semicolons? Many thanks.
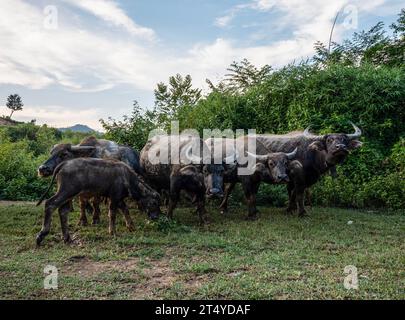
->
225;59;272;91
207;59;272;94
154;74;201;129
313;10;405;68
100;100;157;150
6;94;23;119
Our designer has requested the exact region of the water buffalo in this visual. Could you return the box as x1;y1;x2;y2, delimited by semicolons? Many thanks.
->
287;141;330;216
206;137;297;220
36;158;161;246
244;122;363;216
140;135;235;224
37;136;142;225
38;136;142;176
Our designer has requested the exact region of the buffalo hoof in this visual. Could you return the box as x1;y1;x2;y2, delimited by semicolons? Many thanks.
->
63;235;72;244
36;231;48;247
199;216;210;225
298;211;309;218
78;219;88;227
36;234;44;247
126;224;135;232
286;208;295;215
245;215;258;221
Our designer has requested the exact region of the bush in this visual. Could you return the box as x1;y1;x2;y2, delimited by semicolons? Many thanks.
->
0;140;51;201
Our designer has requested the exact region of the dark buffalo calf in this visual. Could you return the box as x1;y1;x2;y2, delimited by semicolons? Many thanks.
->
38;137;143;226
36;158;161;246
208;137;297;220
287;141;331;216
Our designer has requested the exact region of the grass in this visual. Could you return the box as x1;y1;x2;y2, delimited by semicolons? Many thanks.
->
0;200;403;300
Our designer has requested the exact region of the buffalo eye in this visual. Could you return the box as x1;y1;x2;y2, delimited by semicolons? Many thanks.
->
269;161;275;167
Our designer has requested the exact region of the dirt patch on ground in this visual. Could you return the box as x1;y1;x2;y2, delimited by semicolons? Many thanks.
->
63;255;181;299
62;253;213;299
64;255;141;278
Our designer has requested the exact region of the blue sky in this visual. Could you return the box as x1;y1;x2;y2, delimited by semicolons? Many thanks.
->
0;0;403;130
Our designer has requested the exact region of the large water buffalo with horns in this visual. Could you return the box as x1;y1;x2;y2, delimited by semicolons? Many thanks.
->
221;122;362;216
140;135;235;224
36;158;161;246
38;136;142;225
206;137;297;220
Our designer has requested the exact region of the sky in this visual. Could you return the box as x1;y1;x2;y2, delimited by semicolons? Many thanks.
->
0;0;403;130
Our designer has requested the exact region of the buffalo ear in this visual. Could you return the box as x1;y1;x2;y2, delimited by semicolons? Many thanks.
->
179;165;199;176
348;139;362;150
308;141;325;151
254;163;269;177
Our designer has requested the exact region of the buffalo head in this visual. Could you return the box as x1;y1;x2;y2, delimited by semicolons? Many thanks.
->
38;144;96;177
139;190;161;220
304;122;362;166
183;143;237;198
247;148;297;183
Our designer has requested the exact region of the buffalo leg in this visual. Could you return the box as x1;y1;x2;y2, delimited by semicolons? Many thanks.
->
296;187;307;217
167;178;182;219
37;193;71;246
242;180;259;220
108;202;118;236
286;183;297;214
219;181;236;214
118;201;134;232
78;195;88;226
304;189;312;207
167;192;179;219
92;196;102;225
195;193;209;225
58;202;72;243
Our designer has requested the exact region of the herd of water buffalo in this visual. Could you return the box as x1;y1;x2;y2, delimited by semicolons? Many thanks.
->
35;123;362;246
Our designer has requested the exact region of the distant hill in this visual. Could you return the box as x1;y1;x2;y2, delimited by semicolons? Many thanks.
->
58;124;96;133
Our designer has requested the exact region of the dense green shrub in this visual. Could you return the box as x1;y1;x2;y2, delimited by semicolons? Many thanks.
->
0;123;62;156
0;140;48;200
0;124;95;201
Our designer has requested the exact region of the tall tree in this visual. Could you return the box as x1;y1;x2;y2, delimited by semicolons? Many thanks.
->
6;94;23;119
154;74;201;129
314;10;405;67
207;59;272;93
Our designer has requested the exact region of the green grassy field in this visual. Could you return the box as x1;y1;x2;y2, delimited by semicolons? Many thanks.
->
0;201;403;300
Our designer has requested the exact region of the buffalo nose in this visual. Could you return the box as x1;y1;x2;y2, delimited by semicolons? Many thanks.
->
278;174;289;182
38;165;49;175
209;188;221;195
336;144;347;150
149;211;160;220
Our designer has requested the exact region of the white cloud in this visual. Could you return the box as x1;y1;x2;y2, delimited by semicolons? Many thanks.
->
2;105;103;130
0;0;398;127
64;0;156;41
215;15;234;28
252;0;277;11
0;0;162;92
